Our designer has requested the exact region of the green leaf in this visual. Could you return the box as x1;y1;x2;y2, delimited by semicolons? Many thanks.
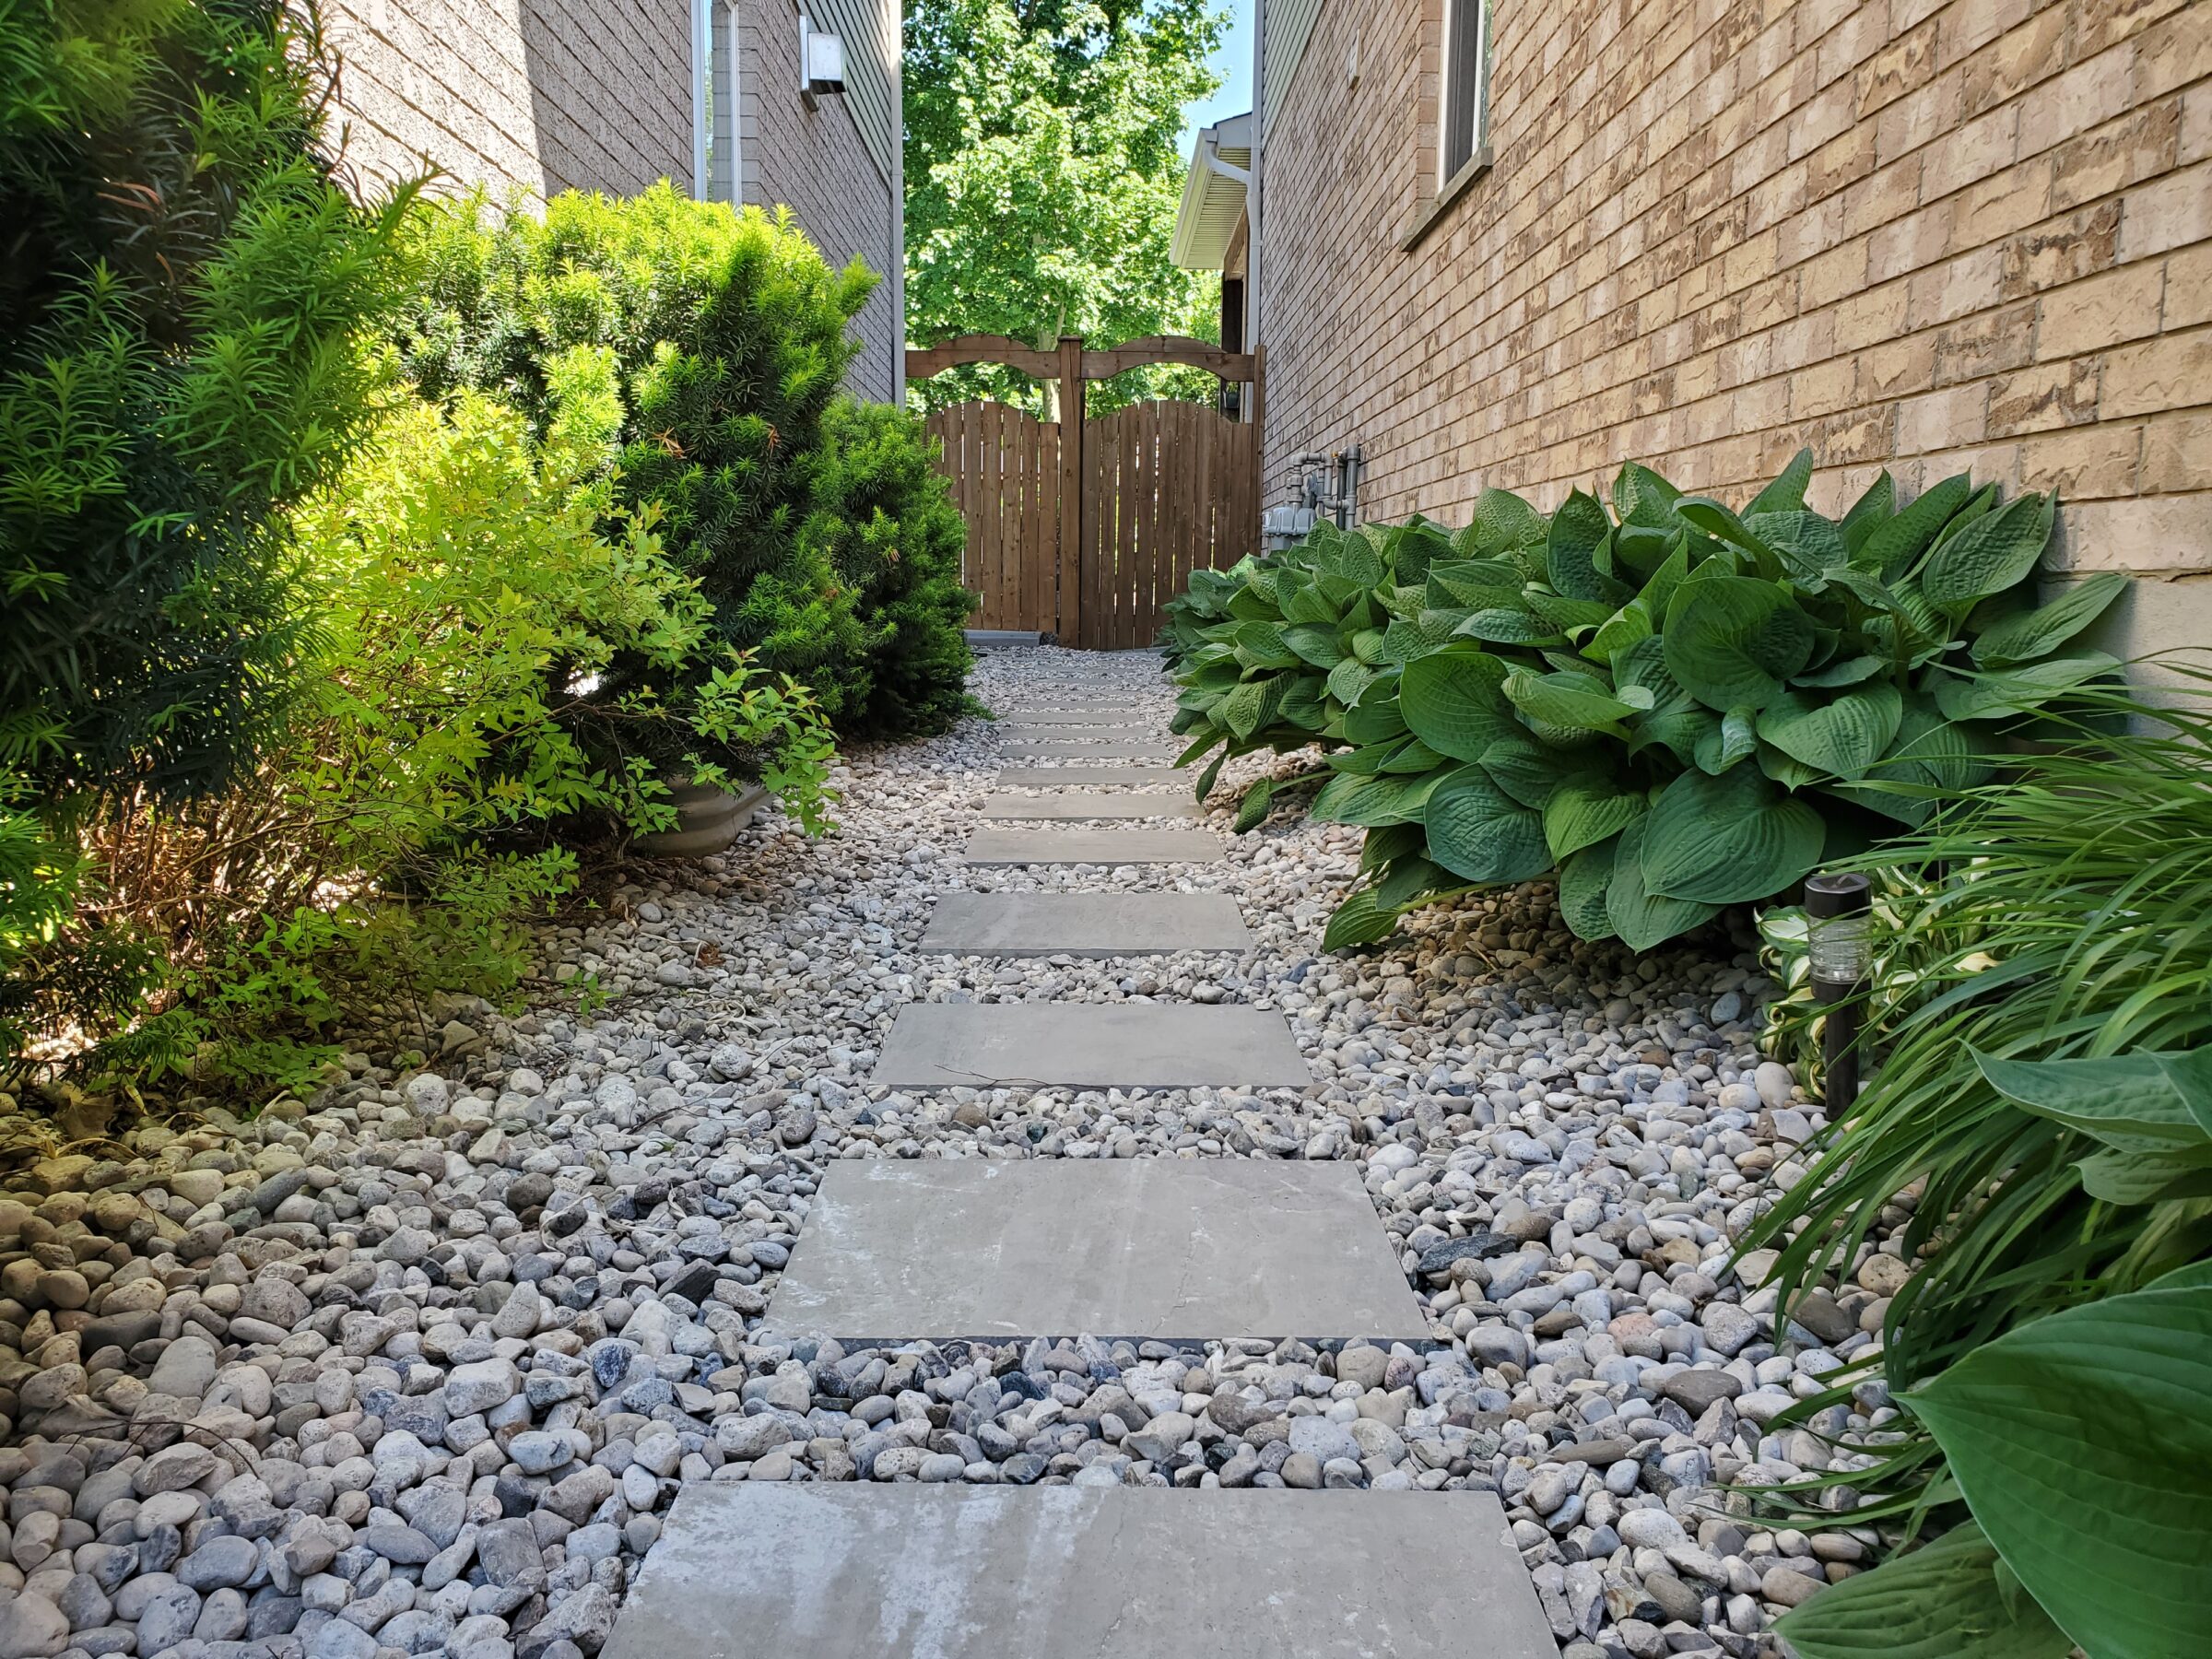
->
1478;736;1564;808
1583;599;1653;666
1969;571;2127;667
1423;772;1552;885
1557;840;1618;940
1232;620;1302;668
2076;1146;2212;1205
1281;623;1346;667
1747;446;1814;513
1524;589;1616;631
1921;493;2053;611
1325;657;1381;707
1220;675;1285;739
1612;461;1682;527
1907;1277;2212;1659
1641;767;1825;904
1543;779;1646;859
1193;747;1229;802
1232;778;1275;833
1664;574;1816;709
1398;650;1515;762
1323;887;1399;951
1934;650;2118;722
1971;1047;2212;1148
1547;489;1624;602
1774;1521;2071;1659
1342;692;1408;745
1502;669;1651;732
1854;473;1971;576
1756;682;1904;779
1606;817;1721;948
1823;695;1989;825
1839;470;1896;554
1311;769;1449;827
1747;509;1850;581
1374;854;1453;910
1693;705;1760;774
1795;653;1886;688
1359;823;1426;871
1465;487;1548;574
1456;608;1563;646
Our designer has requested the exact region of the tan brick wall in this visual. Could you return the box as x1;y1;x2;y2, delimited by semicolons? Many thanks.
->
324;0;692;198
735;0;900;400
1257;0;2212;652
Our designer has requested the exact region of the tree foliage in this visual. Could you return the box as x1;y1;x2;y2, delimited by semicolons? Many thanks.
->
904;0;1226;413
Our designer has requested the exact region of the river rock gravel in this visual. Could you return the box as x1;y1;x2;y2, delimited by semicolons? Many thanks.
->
0;646;1900;1659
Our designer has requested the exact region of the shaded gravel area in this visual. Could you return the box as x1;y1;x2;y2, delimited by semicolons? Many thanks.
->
0;647;1906;1659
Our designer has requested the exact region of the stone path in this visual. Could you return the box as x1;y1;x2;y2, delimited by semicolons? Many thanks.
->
993;762;1187;784
607;1487;1555;1659
607;652;1554;1657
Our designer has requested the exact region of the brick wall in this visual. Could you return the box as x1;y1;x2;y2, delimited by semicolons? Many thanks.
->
733;0;901;400
324;0;692;198
1257;0;2212;655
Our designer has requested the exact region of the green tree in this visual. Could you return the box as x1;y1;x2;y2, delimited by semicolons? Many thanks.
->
904;0;1226;414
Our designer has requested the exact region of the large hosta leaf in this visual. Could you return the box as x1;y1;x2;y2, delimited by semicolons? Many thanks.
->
1838;470;1896;554
1664;574;1816;709
1969;571;2127;667
1921;492;2053;611
1825;695;1989;825
1854;472;1971;576
1281;623;1345;667
1692;705;1759;775
1322;887;1399;951
1547;489;1625;602
1933;650;2118;722
1502;669;1653;732
1232;620;1302;669
1906;1271;2212;1659
1397;650;1516;762
1756;682;1904;779
1776;1522;2071;1659
1325;658;1380;707
1465;487;1547;574
1342;692;1408;744
1311;768;1451;827
1543;779;1646;858
1747;446;1813;512
1557;840;1618;940
1423;773;1552;885
1219;675;1285;738
1640;767;1824;904
1972;1047;2212;1148
1456;607;1563;646
1606;817;1721;948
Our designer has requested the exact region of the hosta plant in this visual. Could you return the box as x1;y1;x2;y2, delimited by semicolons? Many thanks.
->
1165;452;2122;950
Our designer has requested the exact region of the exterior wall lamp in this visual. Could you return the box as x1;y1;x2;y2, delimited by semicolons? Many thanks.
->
799;13;845;107
1804;871;1873;1107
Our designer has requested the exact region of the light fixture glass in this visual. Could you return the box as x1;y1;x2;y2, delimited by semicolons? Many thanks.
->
1805;872;1873;985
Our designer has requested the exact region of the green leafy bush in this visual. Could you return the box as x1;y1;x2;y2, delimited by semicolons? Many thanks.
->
394;186;966;738
1165;453;2120;949
798;399;977;736
1;0;409;802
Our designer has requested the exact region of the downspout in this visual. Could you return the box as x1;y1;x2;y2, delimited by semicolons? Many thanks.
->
891;4;907;405
1248;0;1265;366
690;0;710;199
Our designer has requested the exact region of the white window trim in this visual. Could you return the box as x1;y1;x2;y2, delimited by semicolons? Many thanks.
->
723;0;742;204
1440;0;1492;188
691;0;711;198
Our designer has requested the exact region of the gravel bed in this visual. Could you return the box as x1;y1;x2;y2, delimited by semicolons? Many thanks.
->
0;647;1905;1659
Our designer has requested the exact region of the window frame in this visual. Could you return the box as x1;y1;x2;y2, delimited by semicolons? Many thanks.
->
1399;0;1495;252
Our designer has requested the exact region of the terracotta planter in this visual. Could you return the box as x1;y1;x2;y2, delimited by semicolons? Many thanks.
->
633;779;770;859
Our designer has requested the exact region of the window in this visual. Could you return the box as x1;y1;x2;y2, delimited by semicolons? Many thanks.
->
1441;0;1491;182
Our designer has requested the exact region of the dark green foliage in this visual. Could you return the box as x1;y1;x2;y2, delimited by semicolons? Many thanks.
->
800;399;977;736
0;0;410;800
394;186;969;737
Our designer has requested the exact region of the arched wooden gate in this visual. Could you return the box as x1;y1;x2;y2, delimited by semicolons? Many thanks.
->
908;335;1261;649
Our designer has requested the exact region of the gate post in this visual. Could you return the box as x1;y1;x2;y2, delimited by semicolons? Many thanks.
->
1057;334;1085;646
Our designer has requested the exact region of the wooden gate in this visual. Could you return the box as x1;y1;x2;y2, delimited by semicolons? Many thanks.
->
908;335;1260;649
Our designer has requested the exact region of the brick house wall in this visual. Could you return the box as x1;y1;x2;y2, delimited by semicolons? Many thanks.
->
1254;0;2212;657
323;0;691;197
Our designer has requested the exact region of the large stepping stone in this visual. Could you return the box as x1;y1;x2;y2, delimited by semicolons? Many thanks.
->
604;1486;1553;1659
978;791;1199;820
872;1003;1308;1089
963;828;1220;865
996;709;1156;725
1001;738;1180;759
994;763;1188;785
920;891;1247;956
768;1159;1423;1340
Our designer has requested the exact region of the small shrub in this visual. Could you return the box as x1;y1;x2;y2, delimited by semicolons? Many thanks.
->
799;398;977;736
1165;453;2122;950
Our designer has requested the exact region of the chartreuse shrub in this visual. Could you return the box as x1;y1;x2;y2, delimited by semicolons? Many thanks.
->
797;399;977;737
1733;678;2212;1659
1;0;408;1077
395;186;968;740
1165;452;2124;950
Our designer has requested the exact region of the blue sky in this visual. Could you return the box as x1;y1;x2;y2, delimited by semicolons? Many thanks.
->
1182;0;1253;152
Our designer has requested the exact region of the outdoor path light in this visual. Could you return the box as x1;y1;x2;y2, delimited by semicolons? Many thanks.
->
1804;871;1872;1107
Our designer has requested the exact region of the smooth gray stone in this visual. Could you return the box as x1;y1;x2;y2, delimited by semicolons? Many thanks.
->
871;1003;1308;1090
602;1487;1553;1659
963;828;1221;865
994;709;1156;726
767;1159;1424;1341
1000;739;1180;759
993;765;1188;785
998;724;1160;742
963;629;1049;648
920;892;1248;957
978;792;1200;820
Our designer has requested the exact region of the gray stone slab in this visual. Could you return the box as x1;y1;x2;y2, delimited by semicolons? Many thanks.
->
996;708;1157;726
768;1159;1420;1341
920;892;1248;957
872;1003;1309;1090
962;828;1221;865
979;791;1200;820
1001;738;1181;759
605;1485;1552;1659
994;764;1189;786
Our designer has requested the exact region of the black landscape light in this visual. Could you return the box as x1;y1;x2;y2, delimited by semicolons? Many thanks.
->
1804;871;1872;1107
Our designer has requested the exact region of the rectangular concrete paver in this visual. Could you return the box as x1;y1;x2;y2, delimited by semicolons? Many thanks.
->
920;892;1248;957
979;792;1200;820
995;709;1157;726
1001;739;1181;759
999;723;1162;741
768;1159;1423;1340
994;764;1188;786
963;828;1220;865
605;1486;1553;1659
872;1003;1308;1090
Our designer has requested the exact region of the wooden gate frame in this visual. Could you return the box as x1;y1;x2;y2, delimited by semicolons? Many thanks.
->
905;334;1260;645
